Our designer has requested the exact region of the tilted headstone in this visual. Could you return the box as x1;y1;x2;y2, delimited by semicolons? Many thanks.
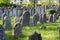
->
4;16;11;30
22;10;30;26
2;13;7;25
14;16;20;23
32;13;39;26
0;25;5;40
20;17;23;24
12;22;22;38
29;32;42;40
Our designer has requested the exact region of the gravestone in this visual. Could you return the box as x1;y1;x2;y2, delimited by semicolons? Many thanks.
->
39;14;44;24
42;14;47;23
14;16;20;23
2;12;7;25
12;22;22;38
49;14;54;23
32;13;39;26
22;10;30;26
29;32;42;40
53;13;57;22
20;17;23;24
4;16;11;30
0;25;5;40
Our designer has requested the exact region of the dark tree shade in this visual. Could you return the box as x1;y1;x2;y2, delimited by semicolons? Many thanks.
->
49;10;56;14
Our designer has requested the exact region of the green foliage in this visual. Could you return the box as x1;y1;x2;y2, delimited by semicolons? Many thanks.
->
0;0;10;7
3;0;10;4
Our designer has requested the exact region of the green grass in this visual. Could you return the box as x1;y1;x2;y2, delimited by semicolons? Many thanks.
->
0;17;59;40
0;0;3;3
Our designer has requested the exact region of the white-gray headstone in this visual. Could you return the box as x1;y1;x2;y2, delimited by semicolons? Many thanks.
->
12;22;22;38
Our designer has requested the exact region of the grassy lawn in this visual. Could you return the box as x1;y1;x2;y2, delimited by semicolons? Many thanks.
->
0;17;59;40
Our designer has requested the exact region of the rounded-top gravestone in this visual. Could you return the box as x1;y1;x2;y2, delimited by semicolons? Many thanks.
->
12;22;22;38
2;13;7;25
22;10;30;26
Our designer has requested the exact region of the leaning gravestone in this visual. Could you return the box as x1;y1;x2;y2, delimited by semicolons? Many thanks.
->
12;22;22;38
0;25;5;40
14;16;20;23
4;16;11;30
20;17;23;24
29;32;42;40
32;13;39;26
2;12;7;25
22;10;30;26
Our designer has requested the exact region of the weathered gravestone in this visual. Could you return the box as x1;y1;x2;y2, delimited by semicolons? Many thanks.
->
20;17;23;24
53;13;57;22
4;16;11;30
0;25;5;40
14;16;20;23
12;22;22;38
32;13;39;26
22;10;30;26
2;13;7;25
39;14;44;24
42;14;47;23
49;14;55;23
29;32;42;40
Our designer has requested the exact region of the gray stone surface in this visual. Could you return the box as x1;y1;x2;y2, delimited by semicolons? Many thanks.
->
29;32;42;40
0;25;5;40
14;16;20;23
12;22;22;38
4;16;11;30
22;10;30;26
39;14;44;24
42;14;47;23
2;13;7;25
49;14;53;22
32;13;39;26
53;13;57;22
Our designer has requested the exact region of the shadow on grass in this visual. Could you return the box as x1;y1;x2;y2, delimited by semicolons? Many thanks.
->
12;34;27;40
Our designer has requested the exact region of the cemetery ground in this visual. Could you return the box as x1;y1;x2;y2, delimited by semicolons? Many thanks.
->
0;16;59;40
